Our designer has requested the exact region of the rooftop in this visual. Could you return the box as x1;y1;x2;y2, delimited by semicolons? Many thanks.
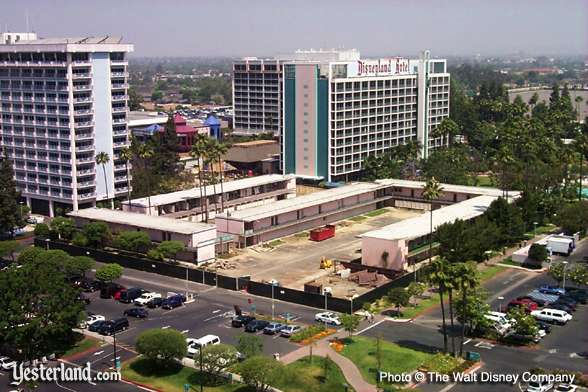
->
9;36;126;45
128;111;168;127
0;35;133;52
375;178;509;198
68;208;214;235
219;182;383;222
232;140;278;147
361;195;499;241
129;174;295;208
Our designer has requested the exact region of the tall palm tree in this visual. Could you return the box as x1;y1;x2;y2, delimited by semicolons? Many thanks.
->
192;134;210;222
576;133;588;201
136;143;154;215
456;261;478;357
95;152;111;208
428;257;450;353
214;142;229;213
118;146;133;209
206;138;220;217
574;96;583;122
422;177;443;280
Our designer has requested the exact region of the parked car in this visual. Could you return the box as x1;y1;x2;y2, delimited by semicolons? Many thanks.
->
79;279;101;292
557;295;579;307
119;288;146;304
517;296;547;307
531;308;572;325
537;321;552;334
484;311;513;334
550;302;575;313
86;314;105;326
245;320;270;332
146;297;164;308
124;308;149;318
100;283;125;299
538;285;565;295
168;293;187;303
563;291;587;304
161;296;183;310
507;299;538;313
526;379;554;392
78;293;91;305
280;325;302;337
554;384;577;392
566;287;587;295
186;335;220;358
113;289;126;301
0;356;16;370
134;292;161;306
263;322;286;335
98;318;129;335
89;320;107;333
315;312;342;326
231;315;255;328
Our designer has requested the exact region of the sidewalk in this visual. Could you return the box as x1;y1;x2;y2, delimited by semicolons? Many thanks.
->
280;329;378;392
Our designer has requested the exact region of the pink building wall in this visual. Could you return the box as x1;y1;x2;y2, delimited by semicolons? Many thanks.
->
294;64;318;177
361;237;408;271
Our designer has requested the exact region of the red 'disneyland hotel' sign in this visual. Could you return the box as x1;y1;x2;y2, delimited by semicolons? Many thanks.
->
354;58;410;77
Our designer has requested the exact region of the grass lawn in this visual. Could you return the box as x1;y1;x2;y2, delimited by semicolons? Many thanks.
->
468;175;494;187
340;336;434;384
60;334;102;358
524;223;556;239
122;358;252;392
272;356;353;392
266;239;285;247
478;264;507;282
364;208;389;218
293;231;309;239
348;215;368;222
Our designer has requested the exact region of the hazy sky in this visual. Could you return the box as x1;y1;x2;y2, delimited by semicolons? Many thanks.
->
2;0;587;58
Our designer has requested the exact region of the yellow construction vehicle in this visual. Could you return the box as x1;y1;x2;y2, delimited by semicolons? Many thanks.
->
320;257;333;269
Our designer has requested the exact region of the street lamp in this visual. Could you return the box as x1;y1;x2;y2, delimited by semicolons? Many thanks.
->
497;296;504;312
562;261;569;291
270;281;278;320
44;238;50;250
533;222;538;237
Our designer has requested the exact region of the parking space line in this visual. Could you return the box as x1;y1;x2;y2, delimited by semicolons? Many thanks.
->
162;325;170;329
212;309;221;314
464;338;472;345
181;330;189;334
93;350;104;356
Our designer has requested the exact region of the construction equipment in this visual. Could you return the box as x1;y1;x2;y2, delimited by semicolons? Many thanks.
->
320;257;333;269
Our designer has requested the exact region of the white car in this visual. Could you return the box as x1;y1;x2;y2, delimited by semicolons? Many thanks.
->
280;325;302;337
527;379;554;392
86;315;105;326
315;312;341;326
531;309;572;325
134;292;162;306
0;356;17;370
186;335;220;358
555;384;577;392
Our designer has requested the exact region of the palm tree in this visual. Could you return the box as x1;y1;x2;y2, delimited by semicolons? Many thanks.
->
192;134;210;222
574;96;583;122
118;146;133;209
422;177;443;280
456;262;479;357
206;138;220;217
95;152;111;208
428;257;450;353
576;133;588;201
214;142;229;213
136;144;154;215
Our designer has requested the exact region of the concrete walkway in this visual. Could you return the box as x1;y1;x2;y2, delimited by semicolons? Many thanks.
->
280;330;377;392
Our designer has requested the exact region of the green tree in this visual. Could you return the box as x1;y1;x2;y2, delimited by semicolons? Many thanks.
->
135;143;155;215
455;289;491;336
528;244;548;263
112;231;152;253
569;264;587;286
50;217;75;240
83;222;111;248
95;263;123;283
148;240;185;262
548;262;566;283
340;314;361;337
151;90;163;102
454;262;479;356
554;201;588;235
0;254;84;360
128;86;143;111
236;333;263;359
136;328;186;366
432;118;460;145
237;356;283;392
428;257;451;353
0;240;21;262
406;281;426;306
72;232;88;247
118;146;133;208
387;287;410;316
152;115;180;176
95;152;111;208
201;344;238;381
0;153;26;237
33;223;51;238
64;255;95;278
17;246;45;264
507;307;539;339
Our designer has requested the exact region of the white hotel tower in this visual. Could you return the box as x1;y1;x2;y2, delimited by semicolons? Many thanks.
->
0;33;133;216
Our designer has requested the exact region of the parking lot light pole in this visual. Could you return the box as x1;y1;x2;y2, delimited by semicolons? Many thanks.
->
533;221;538;237
199;347;203;392
271;284;275;320
497;296;504;312
113;328;118;371
562;261;569;291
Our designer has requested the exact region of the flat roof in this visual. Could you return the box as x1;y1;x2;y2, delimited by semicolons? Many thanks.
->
232;140;278;147
375;178;511;198
128;111;168;127
129;174;295;208
220;182;383;222
361;195;498;241
0;36;133;53
69;208;214;235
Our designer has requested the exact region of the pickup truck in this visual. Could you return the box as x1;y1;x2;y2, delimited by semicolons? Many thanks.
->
134;292;162;306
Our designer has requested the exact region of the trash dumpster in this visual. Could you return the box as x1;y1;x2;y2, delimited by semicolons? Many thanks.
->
309;225;335;241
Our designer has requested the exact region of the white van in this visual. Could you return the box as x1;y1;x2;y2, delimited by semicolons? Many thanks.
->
484;311;513;334
531;309;572;325
187;334;220;357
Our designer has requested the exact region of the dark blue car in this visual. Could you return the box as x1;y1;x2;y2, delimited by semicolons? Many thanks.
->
123;308;149;318
161;296;183;310
538;285;565;295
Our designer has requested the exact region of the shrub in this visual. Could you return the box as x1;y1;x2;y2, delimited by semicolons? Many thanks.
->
112;231;151;253
83;222;111;248
136;328;186;365
72;232;88;247
33;223;51;237
290;324;326;343
95;263;123;282
50;217;75;240
528;243;548;262
17;246;45;264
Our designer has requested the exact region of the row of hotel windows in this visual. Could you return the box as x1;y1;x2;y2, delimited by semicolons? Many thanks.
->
233;63;280;72
0;52;126;62
333;79;417;91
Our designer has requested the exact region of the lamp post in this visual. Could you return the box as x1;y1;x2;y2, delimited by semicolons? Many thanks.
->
19;201;24;218
199;346;203;392
45;238;50;250
497;296;504;312
562;261;569;291
113;327;119;371
533;221;538;237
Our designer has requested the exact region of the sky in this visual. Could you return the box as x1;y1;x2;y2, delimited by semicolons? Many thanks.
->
1;0;587;58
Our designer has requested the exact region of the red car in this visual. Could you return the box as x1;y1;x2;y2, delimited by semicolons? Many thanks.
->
113;289;126;301
507;299;538;313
